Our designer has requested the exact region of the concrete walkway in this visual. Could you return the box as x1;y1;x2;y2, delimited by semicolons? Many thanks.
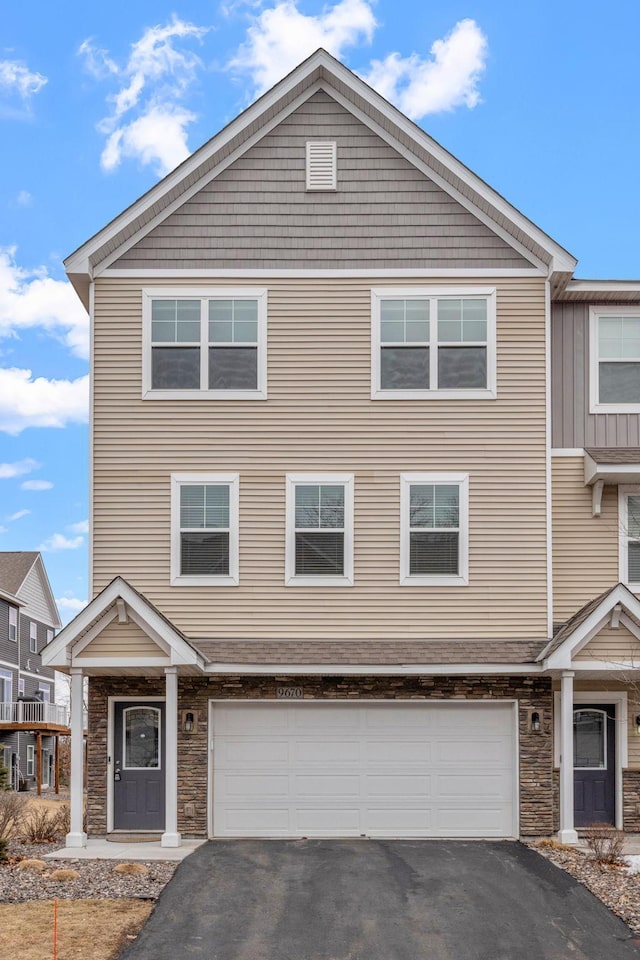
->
45;838;205;861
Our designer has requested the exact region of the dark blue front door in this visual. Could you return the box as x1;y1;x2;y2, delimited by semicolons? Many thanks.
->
573;704;616;827
114;701;165;831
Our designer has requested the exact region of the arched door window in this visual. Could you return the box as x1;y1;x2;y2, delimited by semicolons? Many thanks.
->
123;706;161;770
573;708;607;769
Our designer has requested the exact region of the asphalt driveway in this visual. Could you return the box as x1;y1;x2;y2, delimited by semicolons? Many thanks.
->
122;839;640;960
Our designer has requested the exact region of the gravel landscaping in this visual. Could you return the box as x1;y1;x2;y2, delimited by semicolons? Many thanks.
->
528;840;640;936
0;840;177;903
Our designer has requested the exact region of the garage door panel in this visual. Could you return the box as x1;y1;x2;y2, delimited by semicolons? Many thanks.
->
212;703;516;839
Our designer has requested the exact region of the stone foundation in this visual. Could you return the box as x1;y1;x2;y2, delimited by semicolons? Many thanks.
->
87;674;553;838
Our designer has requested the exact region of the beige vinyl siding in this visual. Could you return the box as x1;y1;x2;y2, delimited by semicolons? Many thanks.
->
553;678;640;767
75;618;164;659
552;456;619;623
574;624;640;662
92;275;548;640
113;91;532;272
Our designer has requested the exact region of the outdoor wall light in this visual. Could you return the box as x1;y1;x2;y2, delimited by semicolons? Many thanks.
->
531;711;541;733
182;710;196;734
635;715;640;735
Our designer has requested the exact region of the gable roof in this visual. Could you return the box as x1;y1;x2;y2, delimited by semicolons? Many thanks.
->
65;49;576;308
0;552;61;627
0;551;38;596
539;583;640;666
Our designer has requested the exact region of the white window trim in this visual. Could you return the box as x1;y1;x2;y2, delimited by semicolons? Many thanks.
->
589;305;640;414
29;622;37;654
171;473;240;586
26;744;34;777
371;287;497;400
400;473;469;586
285;473;354;587
46;628;53;645
619;485;640;589
0;668;12;704
18;678;25;696
142;287;268;401
8;606;17;642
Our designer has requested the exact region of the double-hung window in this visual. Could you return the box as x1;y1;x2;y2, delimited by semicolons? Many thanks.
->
8;607;17;642
286;474;354;586
143;289;267;400
29;622;37;654
619;486;640;588
400;474;469;585
590;307;640;412
171;474;239;586
372;288;496;399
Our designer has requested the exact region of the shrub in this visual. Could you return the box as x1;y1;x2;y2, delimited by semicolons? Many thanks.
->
22;804;69;843
536;837;575;852
0;837;8;862
114;862;149;876
16;858;48;873
0;791;29;841
50;868;79;881
583;823;624;865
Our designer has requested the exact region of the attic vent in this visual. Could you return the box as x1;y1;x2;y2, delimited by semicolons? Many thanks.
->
306;141;337;191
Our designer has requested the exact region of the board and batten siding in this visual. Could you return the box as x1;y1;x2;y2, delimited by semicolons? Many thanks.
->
552;456;619;623
76;618;163;660
551;301;640;448
92;275;548;640
113;91;532;272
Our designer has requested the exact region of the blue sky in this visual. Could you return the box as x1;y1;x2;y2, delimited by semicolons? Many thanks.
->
1;0;639;621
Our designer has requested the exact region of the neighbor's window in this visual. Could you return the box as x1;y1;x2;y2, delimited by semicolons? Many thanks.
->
29;622;37;654
286;474;354;586
400;474;469;585
372;289;496;398
8;607;17;642
46;629;53;645
590;308;640;411
26;745;34;777
143;289;267;399
171;474;239;586
620;487;640;587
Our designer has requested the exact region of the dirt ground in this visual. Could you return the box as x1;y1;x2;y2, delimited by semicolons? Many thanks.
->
0;899;154;959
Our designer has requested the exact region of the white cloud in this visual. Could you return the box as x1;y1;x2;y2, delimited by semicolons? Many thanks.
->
80;16;208;176
39;533;84;552
0;526;6;535
67;519;89;534
228;0;377;94
21;480;53;490
0;247;89;359
15;190;32;207
0;367;89;435
0;457;39;479
7;509;30;521
0;60;47;99
56;595;88;623
362;19;488;119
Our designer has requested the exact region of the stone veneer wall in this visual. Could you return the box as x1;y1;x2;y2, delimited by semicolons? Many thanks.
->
87;674;553;838
623;771;640;831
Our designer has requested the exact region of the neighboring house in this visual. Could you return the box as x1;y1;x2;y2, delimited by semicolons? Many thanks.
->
44;50;640;848
0;552;65;791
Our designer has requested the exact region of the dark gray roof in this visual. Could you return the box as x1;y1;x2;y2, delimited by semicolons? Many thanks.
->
585;448;640;464
191;640;544;666
0;551;38;597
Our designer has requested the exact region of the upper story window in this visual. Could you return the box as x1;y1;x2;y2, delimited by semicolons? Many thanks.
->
619;486;640;588
400;474;469;586
171;473;239;586
286;474;354;586
590;307;640;412
143;288;267;400
8;607;17;642
371;288;497;400
29;622;37;654
46;629;53;645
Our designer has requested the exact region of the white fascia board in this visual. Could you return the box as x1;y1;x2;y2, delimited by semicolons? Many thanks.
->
65;49;574;282
543;584;640;667
564;280;640;294
585;454;640;485
31;554;63;629
104;267;544;279
0;587;25;607
202;662;544;676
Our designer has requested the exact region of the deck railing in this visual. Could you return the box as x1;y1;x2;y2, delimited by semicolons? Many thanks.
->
0;701;69;726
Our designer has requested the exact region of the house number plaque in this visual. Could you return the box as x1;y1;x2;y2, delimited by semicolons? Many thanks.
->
276;686;304;699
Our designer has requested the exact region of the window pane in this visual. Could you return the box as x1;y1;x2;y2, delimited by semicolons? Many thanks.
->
405;320;429;342
628;496;640;538
209;300;233;323
209;320;233;342
381;320;405;343
437;300;462;324
124;708;159;769
381;347;429;390
175;319;201;342
319;485;344;529
233;300;258;323
629;543;640;582
462;319;487;342
152;320;176;342
181;485;229;528
380;300;404;324
152;347;200;389
410;532;459;575
209;347;258;390
152;300;177;324
405;300;429;324
462;299;487;324
204;486;230;528
181;531;230;576
234;320;258;343
599;362;640;403
410;485;434;527
438;319;462;342
438;346;487;389
295;531;344;576
176;300;201;322
181;485;205;527
295;485;320;528
573;710;605;768
599;317;640;359
434;486;459;527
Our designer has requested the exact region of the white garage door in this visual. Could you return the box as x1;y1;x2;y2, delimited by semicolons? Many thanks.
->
211;701;517;838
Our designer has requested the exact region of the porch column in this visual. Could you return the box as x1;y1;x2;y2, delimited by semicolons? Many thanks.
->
66;668;87;848
35;733;42;796
558;670;578;844
161;666;181;848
